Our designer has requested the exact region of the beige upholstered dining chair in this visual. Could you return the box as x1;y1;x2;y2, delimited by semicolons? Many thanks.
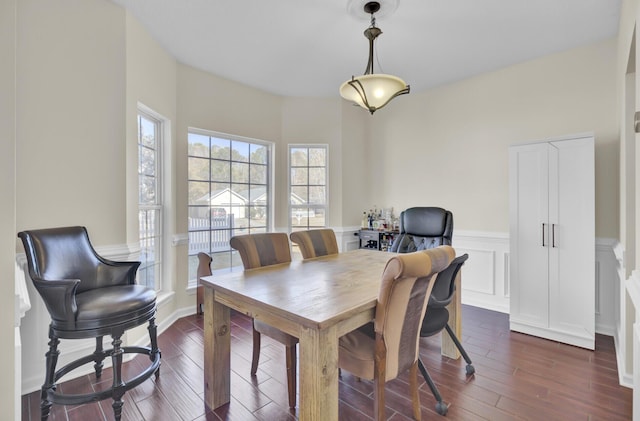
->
229;233;298;408
290;228;339;259
338;245;455;421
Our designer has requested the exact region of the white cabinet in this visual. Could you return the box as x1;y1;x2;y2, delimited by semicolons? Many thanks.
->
509;134;595;349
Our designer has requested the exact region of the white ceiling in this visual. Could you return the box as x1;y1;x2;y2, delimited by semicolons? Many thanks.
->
110;0;621;98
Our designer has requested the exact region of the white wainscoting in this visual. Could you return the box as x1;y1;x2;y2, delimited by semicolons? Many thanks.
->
453;231;510;314
614;243;634;389
15;261;30;421
335;227;361;252
596;238;619;337
626;273;640;418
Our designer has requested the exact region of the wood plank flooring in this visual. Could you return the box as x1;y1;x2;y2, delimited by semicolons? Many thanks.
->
22;305;632;420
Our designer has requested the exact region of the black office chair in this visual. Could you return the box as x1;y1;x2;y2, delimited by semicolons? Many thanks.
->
418;253;474;415
390;207;453;252
18;226;161;421
390;207;474;415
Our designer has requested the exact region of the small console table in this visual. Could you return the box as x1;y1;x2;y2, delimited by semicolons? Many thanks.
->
357;229;399;251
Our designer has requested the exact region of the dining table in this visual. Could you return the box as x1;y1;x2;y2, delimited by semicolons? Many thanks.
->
200;247;463;420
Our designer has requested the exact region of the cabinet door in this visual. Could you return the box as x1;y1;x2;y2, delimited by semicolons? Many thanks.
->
548;137;595;346
509;143;549;327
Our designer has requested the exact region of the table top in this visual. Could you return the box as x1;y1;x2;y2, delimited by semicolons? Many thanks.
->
200;248;394;330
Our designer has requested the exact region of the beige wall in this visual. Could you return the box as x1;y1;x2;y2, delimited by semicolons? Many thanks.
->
16;0;127;243
1;0;17;415
340;103;371;226
176;63;284;231
124;12;181;313
125;12;178;242
369;38;619;238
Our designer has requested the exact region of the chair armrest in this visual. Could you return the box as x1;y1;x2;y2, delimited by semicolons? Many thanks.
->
32;278;80;323
96;259;141;286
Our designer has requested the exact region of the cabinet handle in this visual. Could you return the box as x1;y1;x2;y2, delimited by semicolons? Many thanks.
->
542;223;546;246
552;223;556;248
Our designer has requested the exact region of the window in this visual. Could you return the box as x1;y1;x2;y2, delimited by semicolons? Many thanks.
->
289;145;328;231
188;130;272;279
137;109;163;292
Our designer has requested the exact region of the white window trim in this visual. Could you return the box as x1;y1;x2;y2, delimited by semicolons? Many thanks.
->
137;103;172;293
287;143;329;231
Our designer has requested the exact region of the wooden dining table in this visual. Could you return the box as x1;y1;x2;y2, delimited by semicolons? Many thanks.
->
200;248;463;420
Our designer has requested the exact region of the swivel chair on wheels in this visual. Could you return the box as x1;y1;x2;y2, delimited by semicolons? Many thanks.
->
390;207;475;415
418;253;474;415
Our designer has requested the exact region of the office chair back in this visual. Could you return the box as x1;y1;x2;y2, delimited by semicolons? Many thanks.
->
421;253;469;336
390;207;453;252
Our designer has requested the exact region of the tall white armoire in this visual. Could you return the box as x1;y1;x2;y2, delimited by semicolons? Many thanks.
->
508;133;595;350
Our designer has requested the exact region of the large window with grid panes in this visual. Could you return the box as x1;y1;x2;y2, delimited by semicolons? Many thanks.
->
288;145;328;233
188;129;273;281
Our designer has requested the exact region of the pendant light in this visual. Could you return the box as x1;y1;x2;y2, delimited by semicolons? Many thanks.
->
339;1;410;114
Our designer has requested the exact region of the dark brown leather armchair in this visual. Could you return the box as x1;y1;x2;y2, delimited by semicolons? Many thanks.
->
390;207;453;252
18;226;161;421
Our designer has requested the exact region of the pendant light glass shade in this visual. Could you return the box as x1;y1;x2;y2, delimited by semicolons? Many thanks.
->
340;74;409;113
340;1;409;114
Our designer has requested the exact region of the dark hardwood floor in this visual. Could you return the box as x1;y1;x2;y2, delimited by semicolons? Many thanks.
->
22;305;632;420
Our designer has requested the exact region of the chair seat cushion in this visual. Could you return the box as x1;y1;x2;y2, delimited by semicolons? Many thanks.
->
55;285;156;334
338;322;376;381
254;319;298;346
420;307;449;337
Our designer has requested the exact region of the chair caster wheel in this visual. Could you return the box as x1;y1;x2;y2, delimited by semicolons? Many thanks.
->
435;401;448;416
466;364;475;376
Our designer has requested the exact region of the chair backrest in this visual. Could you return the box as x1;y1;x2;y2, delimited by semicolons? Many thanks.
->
429;253;469;308
390;207;453;253
290;229;339;259
18;226;138;294
230;233;292;269
197;252;213;278
375;245;455;380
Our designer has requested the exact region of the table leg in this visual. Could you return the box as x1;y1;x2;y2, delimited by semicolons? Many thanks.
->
442;270;462;359
298;325;339;421
204;286;231;410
